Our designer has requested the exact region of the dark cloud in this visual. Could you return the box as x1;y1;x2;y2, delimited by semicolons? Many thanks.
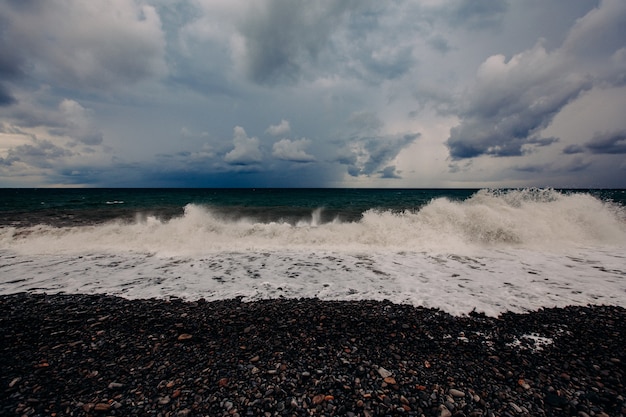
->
446;0;626;162
564;157;592;172
585;130;626;154
0;11;22;107
513;157;591;175
1;139;73;169
562;0;626;60
237;1;417;85
338;133;419;177
0;1;167;91
513;164;547;173
446;43;592;159
563;144;585;154
239;1;355;84
1;0;624;188
380;166;401;179
0;84;16;106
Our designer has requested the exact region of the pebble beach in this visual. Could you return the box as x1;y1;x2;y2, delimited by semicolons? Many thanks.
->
2;293;624;417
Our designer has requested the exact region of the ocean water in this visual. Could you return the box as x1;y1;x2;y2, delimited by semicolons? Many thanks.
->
1;188;625;316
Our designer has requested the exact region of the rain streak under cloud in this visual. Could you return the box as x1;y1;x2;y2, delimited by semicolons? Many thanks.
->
1;0;625;188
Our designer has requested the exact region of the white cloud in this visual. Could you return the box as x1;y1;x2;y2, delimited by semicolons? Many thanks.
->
224;126;263;165
444;0;626;162
58;100;103;145
266;119;291;136
272;138;315;162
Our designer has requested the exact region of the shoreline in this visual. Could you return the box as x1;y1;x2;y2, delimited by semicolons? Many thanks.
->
1;293;624;416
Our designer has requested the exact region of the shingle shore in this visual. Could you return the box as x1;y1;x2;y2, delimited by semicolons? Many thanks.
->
1;293;624;417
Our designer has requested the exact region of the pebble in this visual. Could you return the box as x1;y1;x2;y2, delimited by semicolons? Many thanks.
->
312;394;325;405
449;388;465;398
93;403;110;412
510;402;522;413
384;376;397;385
438;404;452;417
1;294;624;417
377;367;392;378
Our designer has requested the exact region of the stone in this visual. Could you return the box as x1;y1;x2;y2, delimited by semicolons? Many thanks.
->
377;367;392;378
438;404;452;417
449;388;465;398
313;394;325;405
384;376;397;385
94;403;111;412
510;402;522;413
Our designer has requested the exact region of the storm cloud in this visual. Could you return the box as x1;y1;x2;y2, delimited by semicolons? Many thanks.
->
446;0;626;164
585;130;626;154
0;0;625;188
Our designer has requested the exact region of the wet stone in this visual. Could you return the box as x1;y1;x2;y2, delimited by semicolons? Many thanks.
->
1;294;624;417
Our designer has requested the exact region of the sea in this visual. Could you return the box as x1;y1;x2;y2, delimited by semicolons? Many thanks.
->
1;188;625;317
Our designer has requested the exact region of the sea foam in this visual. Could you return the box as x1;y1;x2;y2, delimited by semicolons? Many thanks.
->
1;189;623;255
1;189;625;316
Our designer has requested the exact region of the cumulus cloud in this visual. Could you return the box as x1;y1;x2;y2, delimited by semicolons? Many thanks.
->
272;138;315;162
1;93;104;146
0;90;110;186
0;0;167;90
224;126;263;165
1;1;624;188
446;0;626;161
266;119;291;136
56;100;103;145
446;42;590;159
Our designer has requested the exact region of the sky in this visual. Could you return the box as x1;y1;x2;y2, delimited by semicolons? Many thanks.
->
1;0;625;188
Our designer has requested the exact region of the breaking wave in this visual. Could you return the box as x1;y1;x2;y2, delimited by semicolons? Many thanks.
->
1;189;624;256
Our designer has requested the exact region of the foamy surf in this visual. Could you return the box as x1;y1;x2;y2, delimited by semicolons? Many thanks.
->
0;188;624;316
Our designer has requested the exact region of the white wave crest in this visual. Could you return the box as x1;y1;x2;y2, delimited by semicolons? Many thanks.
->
1;189;624;256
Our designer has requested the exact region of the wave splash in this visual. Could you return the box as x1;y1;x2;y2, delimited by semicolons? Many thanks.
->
1;189;624;255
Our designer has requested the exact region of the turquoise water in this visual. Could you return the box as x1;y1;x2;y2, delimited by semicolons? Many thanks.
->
1;188;624;227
